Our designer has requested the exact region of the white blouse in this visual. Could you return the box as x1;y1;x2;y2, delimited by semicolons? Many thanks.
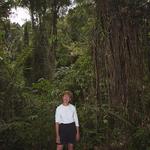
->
55;104;79;127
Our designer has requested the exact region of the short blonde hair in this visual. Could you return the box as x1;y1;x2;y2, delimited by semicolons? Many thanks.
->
62;90;73;99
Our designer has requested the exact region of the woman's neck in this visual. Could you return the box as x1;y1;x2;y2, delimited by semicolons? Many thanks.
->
62;103;69;106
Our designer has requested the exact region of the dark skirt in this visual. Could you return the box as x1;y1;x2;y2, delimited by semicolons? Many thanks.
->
59;122;77;145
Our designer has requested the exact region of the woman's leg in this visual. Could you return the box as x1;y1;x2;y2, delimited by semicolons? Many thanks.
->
57;144;63;150
68;144;74;150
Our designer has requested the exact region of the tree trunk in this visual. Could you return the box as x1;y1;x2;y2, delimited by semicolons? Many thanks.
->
94;0;146;120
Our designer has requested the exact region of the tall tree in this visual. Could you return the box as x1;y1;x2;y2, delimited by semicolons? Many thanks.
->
94;0;149;113
21;0;71;82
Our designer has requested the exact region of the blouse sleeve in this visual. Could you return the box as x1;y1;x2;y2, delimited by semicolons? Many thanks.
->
74;107;79;127
55;107;61;123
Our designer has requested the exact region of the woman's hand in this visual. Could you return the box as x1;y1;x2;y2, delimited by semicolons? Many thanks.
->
76;132;80;142
56;135;60;144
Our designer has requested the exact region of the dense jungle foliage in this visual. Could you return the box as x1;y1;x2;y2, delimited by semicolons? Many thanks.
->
0;0;150;149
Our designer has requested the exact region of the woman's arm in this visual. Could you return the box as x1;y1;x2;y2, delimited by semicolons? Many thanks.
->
55;107;61;143
55;122;60;143
76;126;80;141
55;122;59;137
74;107;79;127
74;107;80;141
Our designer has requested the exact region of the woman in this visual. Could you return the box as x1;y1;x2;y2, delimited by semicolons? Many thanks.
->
55;90;80;150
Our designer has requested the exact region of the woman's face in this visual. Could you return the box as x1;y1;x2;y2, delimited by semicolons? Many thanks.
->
62;94;70;104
